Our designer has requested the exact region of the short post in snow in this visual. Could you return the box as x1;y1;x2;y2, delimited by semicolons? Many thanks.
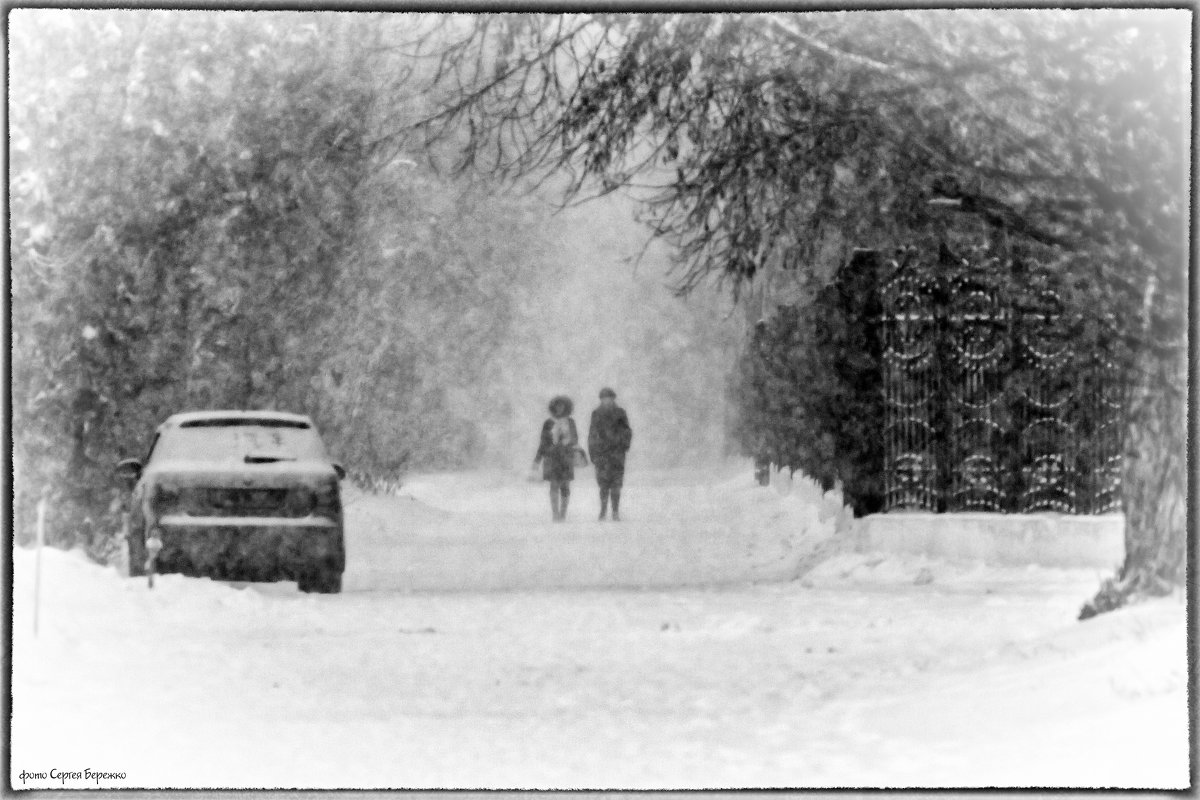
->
145;533;162;589
118;510;130;577
33;488;48;636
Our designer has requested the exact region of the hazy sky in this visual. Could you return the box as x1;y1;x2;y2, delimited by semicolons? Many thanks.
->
487;187;744;471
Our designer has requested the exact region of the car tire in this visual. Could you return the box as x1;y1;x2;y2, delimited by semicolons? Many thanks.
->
298;567;342;594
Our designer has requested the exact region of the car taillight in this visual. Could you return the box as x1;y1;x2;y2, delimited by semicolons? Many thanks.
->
314;479;341;520
151;484;180;516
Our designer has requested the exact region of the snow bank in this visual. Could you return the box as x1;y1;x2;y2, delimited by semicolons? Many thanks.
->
11;465;1186;789
852;511;1126;570
803;550;1109;595
11;542;1187;789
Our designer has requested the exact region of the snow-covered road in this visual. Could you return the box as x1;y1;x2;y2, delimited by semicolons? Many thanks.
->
9;466;1189;789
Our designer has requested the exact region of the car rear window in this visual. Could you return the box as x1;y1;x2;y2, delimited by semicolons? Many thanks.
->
152;420;329;463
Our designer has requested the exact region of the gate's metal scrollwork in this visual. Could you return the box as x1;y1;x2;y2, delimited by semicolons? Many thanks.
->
1086;313;1125;515
1015;279;1078;513
878;243;1121;515
881;247;940;511
946;249;1009;512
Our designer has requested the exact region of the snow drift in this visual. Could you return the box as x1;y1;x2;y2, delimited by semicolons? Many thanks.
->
9;465;1187;790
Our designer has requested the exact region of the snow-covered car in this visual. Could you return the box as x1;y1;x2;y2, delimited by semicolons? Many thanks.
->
116;411;346;593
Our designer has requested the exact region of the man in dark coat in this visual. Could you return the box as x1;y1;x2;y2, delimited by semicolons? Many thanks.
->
587;387;632;521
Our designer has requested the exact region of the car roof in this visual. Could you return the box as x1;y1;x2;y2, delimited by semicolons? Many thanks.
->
161;410;314;428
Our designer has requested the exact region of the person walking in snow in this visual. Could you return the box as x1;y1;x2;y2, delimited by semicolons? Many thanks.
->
587;387;632;521
533;395;579;522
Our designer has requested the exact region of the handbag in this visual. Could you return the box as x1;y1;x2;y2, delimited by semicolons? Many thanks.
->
572;447;589;468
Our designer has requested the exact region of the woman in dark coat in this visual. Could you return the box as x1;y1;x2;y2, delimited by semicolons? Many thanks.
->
533;395;578;521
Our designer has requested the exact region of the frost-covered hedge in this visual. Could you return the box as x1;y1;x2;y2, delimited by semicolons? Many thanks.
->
730;254;885;517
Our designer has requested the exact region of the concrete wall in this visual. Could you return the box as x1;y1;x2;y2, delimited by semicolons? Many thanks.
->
853;512;1126;570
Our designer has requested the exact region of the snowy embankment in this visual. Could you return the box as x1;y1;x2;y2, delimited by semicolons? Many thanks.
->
10;465;1189;789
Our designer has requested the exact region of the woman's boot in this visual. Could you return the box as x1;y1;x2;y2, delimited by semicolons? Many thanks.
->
550;484;561;521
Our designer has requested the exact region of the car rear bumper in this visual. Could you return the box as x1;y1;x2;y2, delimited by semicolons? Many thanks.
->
151;518;344;582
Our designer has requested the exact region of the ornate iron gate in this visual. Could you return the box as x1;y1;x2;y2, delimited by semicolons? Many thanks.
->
945;247;1009;512
881;246;940;511
879;243;1122;514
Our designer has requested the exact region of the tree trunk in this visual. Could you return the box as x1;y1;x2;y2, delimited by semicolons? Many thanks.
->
1080;346;1187;619
1121;360;1187;585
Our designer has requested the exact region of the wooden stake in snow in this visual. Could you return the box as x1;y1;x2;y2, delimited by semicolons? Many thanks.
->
33;488;48;636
